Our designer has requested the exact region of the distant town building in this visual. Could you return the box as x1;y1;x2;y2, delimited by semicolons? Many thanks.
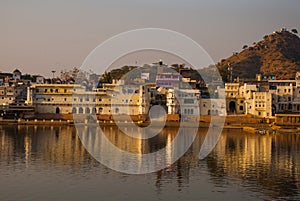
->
36;76;45;84
13;69;22;81
156;73;180;89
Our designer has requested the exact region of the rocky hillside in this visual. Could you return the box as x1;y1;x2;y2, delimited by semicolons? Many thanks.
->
217;28;300;81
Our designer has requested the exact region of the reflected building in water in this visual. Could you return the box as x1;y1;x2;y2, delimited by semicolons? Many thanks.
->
0;125;91;169
0;125;300;200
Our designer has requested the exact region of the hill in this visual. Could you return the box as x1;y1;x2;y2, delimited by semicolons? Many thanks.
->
217;28;300;81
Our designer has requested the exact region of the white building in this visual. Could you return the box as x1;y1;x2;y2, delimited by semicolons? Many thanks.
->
166;89;200;116
13;69;21;81
27;83;151;117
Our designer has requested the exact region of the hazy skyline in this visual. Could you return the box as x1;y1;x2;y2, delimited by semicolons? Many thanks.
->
1;0;300;77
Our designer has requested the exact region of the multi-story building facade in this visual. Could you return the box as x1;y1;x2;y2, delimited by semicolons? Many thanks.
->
224;72;300;118
156;72;180;89
166;89;200;116
225;83;245;114
0;85;27;106
27;83;151;118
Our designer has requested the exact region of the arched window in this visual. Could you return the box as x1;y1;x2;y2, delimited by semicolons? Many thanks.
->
79;107;83;114
85;107;90;114
92;107;97;114
55;107;60;114
72;107;77;114
99;107;103;114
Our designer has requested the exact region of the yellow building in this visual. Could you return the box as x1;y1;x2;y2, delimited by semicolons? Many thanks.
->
27;83;151;118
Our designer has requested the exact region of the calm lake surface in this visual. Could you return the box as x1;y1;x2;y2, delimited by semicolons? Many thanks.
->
0;125;299;201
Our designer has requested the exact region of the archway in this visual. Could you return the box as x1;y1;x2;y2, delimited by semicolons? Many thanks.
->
56;107;60;114
72;107;77;114
229;101;236;114
85;107;90;114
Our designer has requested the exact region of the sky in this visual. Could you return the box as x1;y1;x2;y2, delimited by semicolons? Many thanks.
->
0;0;299;77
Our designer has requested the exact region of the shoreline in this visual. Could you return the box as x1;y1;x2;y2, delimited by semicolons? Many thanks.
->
0;118;295;133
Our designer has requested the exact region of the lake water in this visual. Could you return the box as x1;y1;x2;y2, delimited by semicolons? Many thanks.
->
0;125;299;201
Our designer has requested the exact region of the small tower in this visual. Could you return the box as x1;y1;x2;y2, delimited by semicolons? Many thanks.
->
157;60;164;74
13;69;22;81
227;63;233;82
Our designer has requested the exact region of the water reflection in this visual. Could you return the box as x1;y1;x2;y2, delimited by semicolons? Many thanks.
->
206;130;300;200
0;125;299;201
0;125;93;169
77;124;198;174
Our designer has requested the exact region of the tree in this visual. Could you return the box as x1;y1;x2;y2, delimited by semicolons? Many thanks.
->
291;28;298;34
102;71;112;83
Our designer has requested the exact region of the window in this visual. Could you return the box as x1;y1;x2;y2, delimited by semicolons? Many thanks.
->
72;107;77;114
55;89;58;93
45;89;48;92
239;106;244;110
64;98;67;101
184;99;194;104
64;89;67;93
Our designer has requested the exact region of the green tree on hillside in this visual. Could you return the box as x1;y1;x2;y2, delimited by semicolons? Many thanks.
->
291;28;298;34
102;71;112;83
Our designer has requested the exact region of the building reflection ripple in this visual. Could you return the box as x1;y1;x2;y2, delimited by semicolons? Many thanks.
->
0;125;299;201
